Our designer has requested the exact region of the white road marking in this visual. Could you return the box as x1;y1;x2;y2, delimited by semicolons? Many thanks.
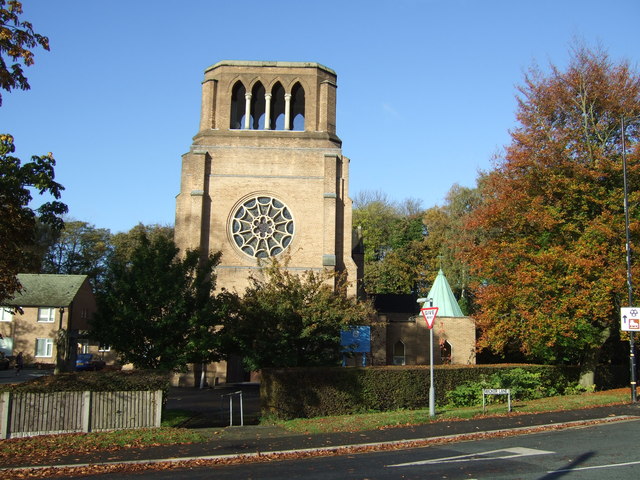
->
387;447;554;467
549;459;640;473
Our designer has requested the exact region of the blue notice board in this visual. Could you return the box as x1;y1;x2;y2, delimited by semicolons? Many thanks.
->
341;326;371;353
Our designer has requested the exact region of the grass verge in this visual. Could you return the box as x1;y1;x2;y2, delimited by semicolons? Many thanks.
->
161;408;199;428
0;388;632;466
267;388;632;434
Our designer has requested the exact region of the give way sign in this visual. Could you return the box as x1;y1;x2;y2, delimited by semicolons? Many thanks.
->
421;307;439;329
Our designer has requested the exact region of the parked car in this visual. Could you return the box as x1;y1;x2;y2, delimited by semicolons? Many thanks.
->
76;353;106;371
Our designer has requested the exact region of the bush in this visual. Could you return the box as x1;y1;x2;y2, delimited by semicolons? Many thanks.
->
445;368;595;407
262;364;613;419
492;368;545;400
0;369;171;395
445;379;492;407
445;368;543;407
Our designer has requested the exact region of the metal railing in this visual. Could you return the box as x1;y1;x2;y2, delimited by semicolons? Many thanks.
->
220;390;244;426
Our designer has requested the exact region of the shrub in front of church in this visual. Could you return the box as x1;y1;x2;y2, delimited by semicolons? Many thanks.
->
260;364;600;419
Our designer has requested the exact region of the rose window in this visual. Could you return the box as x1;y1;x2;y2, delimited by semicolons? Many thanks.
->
231;196;294;258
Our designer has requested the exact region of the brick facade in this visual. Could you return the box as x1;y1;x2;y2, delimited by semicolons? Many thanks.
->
174;61;358;296
173;61;361;384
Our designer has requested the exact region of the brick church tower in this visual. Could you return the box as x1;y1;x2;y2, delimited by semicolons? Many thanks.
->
175;61;359;296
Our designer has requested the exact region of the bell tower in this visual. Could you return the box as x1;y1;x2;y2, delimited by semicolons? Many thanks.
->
175;61;358;294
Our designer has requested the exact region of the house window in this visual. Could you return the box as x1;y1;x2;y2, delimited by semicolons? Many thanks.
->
230;81;247;129
271;82;285;130
290;82;305;131
230;195;294;258
38;307;55;323
98;344;111;352
35;338;53;357
78;340;90;354
393;340;406;366
250;82;266;129
0;307;12;322
0;337;13;356
440;340;452;365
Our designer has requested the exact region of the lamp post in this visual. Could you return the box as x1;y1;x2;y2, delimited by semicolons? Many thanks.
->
622;116;638;403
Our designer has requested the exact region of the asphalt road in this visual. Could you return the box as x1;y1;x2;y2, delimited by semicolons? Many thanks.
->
0;367;51;384
71;416;640;480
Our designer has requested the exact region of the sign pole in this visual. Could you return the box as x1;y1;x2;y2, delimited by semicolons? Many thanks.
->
420;303;438;417
622;116;637;403
621;308;639;403
429;328;435;417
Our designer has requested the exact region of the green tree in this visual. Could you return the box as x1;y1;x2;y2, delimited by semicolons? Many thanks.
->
422;183;482;313
463;45;640;374
352;190;401;263
221;258;375;370
42;220;112;286
0;134;67;302
110;223;174;263
353;191;429;294
0;0;49;106
1;2;63;302
91;233;223;370
19;218;59;273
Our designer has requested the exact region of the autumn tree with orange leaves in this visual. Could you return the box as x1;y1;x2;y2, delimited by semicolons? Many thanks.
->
463;45;640;378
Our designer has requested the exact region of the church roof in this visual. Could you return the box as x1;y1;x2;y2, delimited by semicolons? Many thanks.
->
206;60;336;76
3;274;89;307
373;294;420;314
421;269;464;317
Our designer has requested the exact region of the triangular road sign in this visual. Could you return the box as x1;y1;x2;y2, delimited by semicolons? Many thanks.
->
421;307;438;329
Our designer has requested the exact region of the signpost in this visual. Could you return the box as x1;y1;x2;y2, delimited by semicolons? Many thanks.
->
621;308;640;331
621;119;637;403
340;326;371;366
621;307;638;402
420;305;439;417
482;388;511;413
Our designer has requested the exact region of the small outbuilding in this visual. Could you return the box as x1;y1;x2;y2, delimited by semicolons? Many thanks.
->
372;270;476;366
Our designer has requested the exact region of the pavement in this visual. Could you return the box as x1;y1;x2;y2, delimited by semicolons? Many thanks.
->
0;366;52;384
2;381;640;474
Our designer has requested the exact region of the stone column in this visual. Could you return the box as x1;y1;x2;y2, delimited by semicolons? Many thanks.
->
284;93;292;130
264;93;272;130
244;93;252;130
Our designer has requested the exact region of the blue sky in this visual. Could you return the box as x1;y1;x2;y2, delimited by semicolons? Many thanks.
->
3;0;639;233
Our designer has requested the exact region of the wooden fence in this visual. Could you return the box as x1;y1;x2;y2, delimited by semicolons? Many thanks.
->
0;390;163;439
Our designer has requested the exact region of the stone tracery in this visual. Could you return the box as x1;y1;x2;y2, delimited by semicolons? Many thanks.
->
230;195;294;258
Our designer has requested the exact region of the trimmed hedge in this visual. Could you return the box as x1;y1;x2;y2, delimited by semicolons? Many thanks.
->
261;364;627;420
0;370;171;395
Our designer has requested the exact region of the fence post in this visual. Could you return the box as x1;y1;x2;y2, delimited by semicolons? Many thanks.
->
81;391;91;433
0;392;10;439
154;390;163;427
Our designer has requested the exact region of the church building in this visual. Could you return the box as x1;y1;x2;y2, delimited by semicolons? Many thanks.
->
174;61;359;297
174;61;362;383
173;61;475;385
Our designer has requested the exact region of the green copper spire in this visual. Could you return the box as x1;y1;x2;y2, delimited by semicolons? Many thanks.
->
421;269;464;317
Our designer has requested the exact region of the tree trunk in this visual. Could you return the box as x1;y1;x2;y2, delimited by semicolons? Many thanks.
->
579;327;611;388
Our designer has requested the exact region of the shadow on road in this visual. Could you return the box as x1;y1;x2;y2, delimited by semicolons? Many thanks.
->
537;451;595;479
